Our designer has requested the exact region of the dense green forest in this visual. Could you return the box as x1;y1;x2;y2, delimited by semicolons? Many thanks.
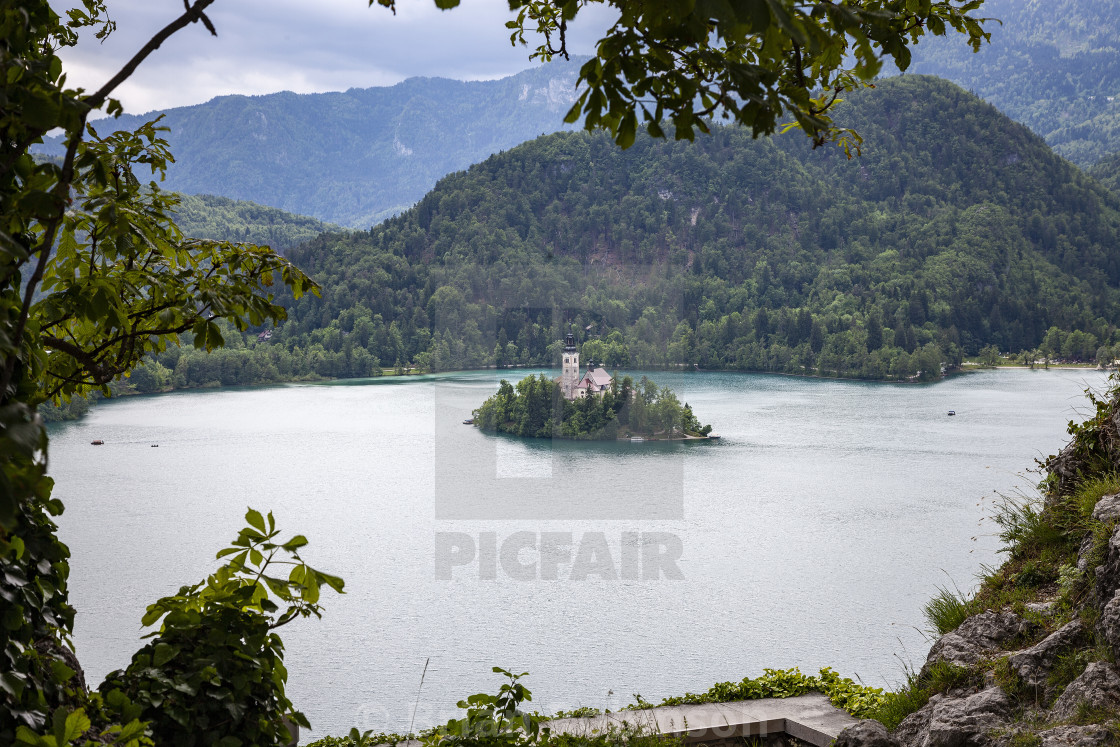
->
37;61;583;227
48;75;1120;413
229;76;1120;384
473;374;711;440
904;0;1120;166
1089;151;1120;195
173;193;339;249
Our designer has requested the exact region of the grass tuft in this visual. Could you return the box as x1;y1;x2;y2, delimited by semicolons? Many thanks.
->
923;583;974;635
1073;473;1120;520
868;661;976;730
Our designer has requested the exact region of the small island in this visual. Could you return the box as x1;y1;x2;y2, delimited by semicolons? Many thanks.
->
472;333;714;441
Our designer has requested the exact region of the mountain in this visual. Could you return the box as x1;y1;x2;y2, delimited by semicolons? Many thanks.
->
902;0;1120;167
38;61;582;228
200;75;1120;387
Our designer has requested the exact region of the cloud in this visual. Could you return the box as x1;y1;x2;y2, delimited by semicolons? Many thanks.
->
52;0;615;115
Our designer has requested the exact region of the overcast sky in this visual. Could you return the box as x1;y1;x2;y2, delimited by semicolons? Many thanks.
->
53;0;616;116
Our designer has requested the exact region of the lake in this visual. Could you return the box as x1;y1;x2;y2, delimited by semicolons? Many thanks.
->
47;367;1109;738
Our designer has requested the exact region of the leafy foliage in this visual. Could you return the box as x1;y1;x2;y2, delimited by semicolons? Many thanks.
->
637;667;885;719
1;1;317;744
507;0;989;152
425;668;546;747
33;119;316;403
98;509;344;747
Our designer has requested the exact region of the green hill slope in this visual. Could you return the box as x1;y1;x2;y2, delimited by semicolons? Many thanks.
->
242;76;1120;383
903;0;1120;167
172;194;339;250
37;61;583;228
1089;152;1120;195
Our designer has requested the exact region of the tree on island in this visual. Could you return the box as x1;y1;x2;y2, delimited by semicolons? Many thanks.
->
1;0;987;742
474;374;711;440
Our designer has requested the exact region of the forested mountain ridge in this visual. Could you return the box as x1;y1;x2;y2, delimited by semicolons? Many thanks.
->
904;0;1120;167
194;75;1120;387
36;61;583;228
173;194;339;249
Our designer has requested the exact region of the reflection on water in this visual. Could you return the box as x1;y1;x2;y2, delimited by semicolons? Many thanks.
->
49;368;1108;737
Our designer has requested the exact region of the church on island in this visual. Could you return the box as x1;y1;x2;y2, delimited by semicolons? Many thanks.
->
558;332;613;400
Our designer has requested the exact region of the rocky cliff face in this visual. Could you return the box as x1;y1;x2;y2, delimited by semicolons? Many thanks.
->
836;385;1120;746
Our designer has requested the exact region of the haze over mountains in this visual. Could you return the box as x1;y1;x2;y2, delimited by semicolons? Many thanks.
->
904;0;1120;167
42;61;583;228
34;0;1120;232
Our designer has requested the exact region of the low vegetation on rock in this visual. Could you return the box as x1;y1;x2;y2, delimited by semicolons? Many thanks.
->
836;376;1120;745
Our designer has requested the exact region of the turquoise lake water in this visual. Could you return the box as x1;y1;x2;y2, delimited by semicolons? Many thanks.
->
47;367;1110;737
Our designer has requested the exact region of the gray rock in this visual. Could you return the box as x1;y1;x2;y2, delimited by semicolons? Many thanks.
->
1050;662;1120;723
1046;442;1084;500
1092;493;1120;523
925;687;1014;747
834;720;902;747
1079;532;1096;574
1094;525;1120;605
894;694;938;747
1099;593;1120;660
1038;724;1117;747
924;611;1029;675
1027;602;1058;617
1007;621;1087;695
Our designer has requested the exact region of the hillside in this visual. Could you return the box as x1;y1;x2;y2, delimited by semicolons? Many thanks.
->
903;0;1120;167
197;75;1120;387
172;193;339;250
1089;153;1120;195
37;61;582;228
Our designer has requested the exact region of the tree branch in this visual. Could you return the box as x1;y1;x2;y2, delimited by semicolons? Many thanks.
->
85;0;220;112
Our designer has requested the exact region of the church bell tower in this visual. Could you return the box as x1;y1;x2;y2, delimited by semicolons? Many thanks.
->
560;332;579;398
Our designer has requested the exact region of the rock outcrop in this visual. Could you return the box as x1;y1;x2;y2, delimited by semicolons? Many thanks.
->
892;688;1013;747
1097;593;1120;660
1036;724;1116;746
1049;662;1120;723
1094;525;1120;606
834;720;902;747
922;611;1031;675
1006;621;1086;696
1092;494;1120;524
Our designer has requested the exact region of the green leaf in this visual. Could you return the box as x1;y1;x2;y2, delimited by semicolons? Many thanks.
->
282;535;308;550
245;508;266;533
50;660;76;684
152;642;179;666
62;709;91;744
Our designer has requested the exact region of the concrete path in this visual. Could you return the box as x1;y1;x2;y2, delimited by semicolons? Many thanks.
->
545;693;857;746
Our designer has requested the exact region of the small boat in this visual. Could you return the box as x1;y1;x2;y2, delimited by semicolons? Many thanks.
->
630;436;645;442
90;440;104;445
708;434;721;440
462;418;474;425
948;410;956;416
